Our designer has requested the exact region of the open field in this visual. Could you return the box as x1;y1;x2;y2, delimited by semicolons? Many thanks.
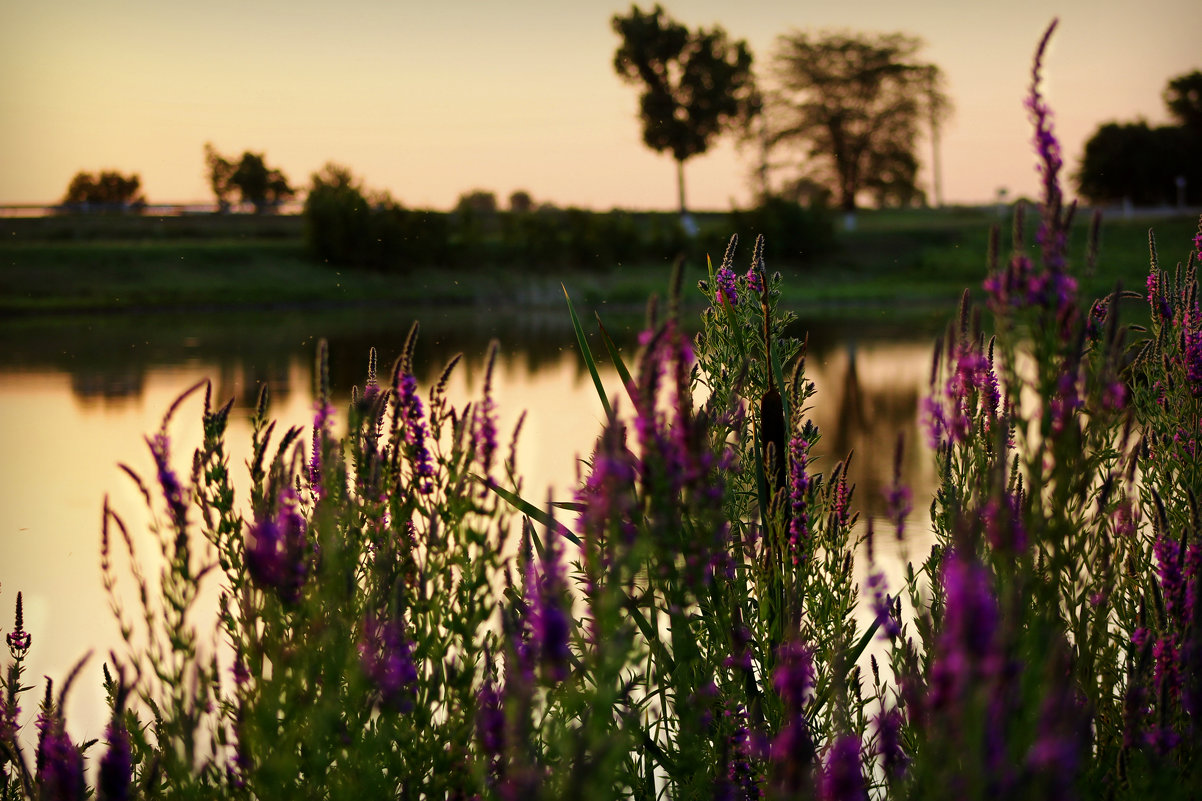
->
1;208;1197;316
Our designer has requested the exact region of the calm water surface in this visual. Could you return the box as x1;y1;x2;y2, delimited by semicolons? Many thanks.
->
0;302;945;741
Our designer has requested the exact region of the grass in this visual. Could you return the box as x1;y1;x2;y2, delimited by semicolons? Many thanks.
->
1;208;1196;315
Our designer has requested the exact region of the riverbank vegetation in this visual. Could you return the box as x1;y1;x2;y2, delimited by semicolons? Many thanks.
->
1;204;1195;315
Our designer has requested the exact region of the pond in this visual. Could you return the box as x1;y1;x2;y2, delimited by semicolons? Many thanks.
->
0;300;947;743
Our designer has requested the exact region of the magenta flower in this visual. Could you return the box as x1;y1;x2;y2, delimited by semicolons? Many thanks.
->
147;432;188;532
820;734;867;801
395;371;435;494
6;591;31;658
771;639;816;785
874;707;908;780
787;436;811;563
245;486;308;603
36;713;85;801
526;529;572;682
359;614;418;712
715;265;739;306
98;719;132;801
473;343;500;479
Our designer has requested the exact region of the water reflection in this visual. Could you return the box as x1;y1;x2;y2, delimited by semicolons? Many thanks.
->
0;302;945;744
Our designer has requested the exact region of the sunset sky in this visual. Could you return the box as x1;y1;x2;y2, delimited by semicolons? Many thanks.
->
1;0;1199;211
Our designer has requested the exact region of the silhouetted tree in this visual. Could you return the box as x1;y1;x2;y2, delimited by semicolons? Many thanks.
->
60;170;145;212
456;190;498;216
1075;71;1202;207
611;4;756;215
1164;70;1202;136
204;144;294;213
767;31;949;212
508;190;534;214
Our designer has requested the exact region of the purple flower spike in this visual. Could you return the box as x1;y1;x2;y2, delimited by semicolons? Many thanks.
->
36;718;85;801
928;550;1001;712
528;530;572;683
6;591;31;658
787;437;811;563
715;265;739;306
308;397;334;490
245;487;308;603
820;734;867;801
359;615;418;712
148;432;188;532
875;707;909;780
576;418;639;546
867;571;901;640
473;343;501;479
98;719;132;801
745;265;763;294
396;371;435;494
771;640;816;780
475;677;506;758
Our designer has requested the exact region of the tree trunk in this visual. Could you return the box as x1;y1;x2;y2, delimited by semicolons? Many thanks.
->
676;158;687;216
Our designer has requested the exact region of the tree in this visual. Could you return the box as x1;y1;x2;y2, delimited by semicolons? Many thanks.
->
1075;71;1202;207
508;190;534;214
1164;70;1202;136
204;144;294;213
612;4;756;215
60;170;145;212
767;31;950;212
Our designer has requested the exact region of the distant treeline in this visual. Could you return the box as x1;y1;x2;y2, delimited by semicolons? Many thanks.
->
303;186;835;272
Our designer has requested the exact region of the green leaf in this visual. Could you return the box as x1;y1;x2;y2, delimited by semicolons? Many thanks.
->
477;475;581;546
563;284;613;419
595;313;636;407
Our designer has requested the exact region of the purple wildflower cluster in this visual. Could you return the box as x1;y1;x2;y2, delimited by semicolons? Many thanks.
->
770;639;815;791
786;436;810;563
523;530;572;682
874;707;908;782
5;591;31;658
308;396;334;491
575;419;639;549
866;570;901;640
819;734;867;801
474;344;500;479
395;370;435;494
922;339;1001;449
36;706;85;801
245;486;308;603
148;431;189;532
925;551;1003;714
475;676;506;783
582;316;732;587
715;265;739;306
98;718;133;801
359;614;419;712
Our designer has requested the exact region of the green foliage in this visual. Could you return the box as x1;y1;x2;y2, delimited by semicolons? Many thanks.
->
302;163;449;271
767;31;949;211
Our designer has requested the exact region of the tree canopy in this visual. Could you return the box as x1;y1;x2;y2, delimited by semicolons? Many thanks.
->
612;3;756;215
60;170;145;212
204;144;294;214
767;31;949;212
1164;70;1202;135
1075;71;1202;207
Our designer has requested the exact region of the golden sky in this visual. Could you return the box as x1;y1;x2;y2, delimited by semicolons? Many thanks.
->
1;0;1199;210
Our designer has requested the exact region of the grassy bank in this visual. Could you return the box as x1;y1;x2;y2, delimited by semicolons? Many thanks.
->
1;208;1196;315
